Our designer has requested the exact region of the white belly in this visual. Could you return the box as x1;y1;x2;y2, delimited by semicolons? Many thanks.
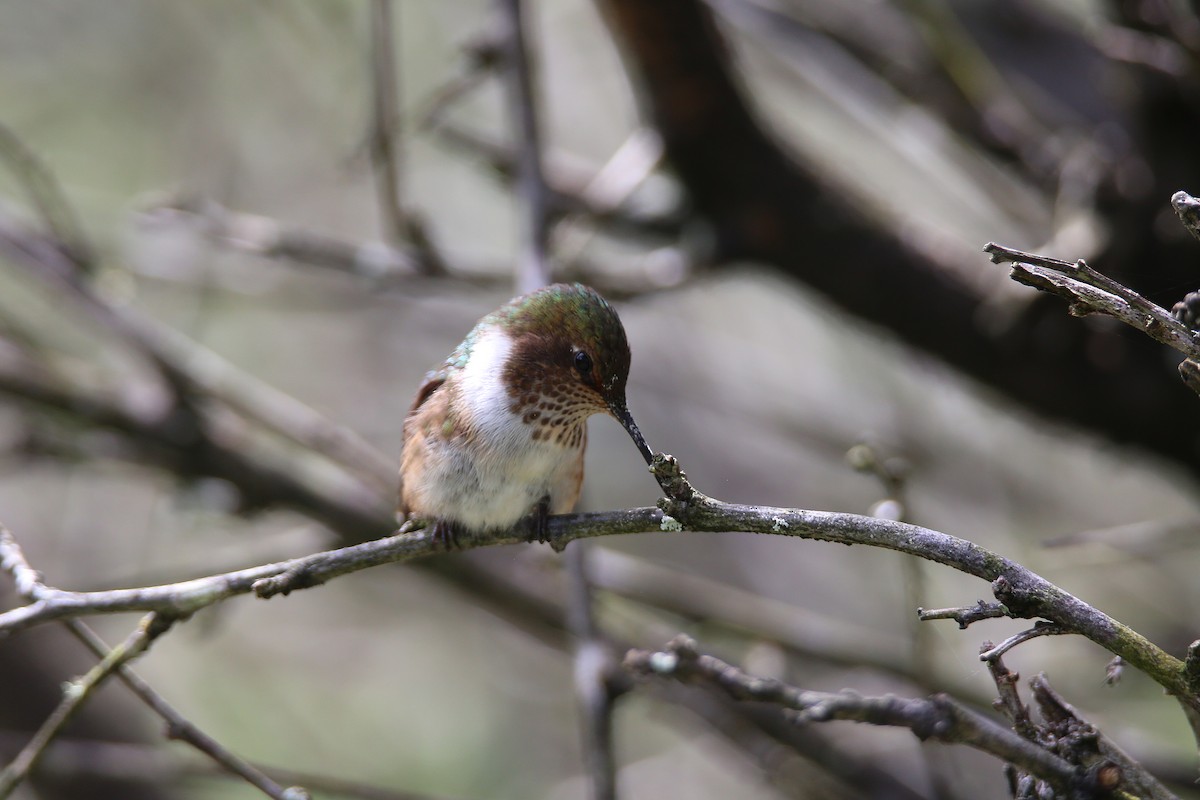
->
423;426;582;531
420;326;586;530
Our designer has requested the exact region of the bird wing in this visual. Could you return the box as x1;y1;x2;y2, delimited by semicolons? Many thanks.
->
409;369;446;415
397;367;450;518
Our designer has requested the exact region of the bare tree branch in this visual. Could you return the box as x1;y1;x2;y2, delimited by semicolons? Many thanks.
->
136;196;433;282
979;622;1068;662
499;0;552;294
366;0;446;276
0;121;94;272
982;655;1175;799
369;0;406;251
1173;190;1200;244
564;545;621;800
985;655;1039;743
918;600;1010;628
1029;674;1177;800
0;339;390;534
984;241;1200;359
3;451;1194;724
0;613;181;800
429;119;684;243
0;95;1194;797
623;635;1108;798
64;621;305;800
495;2;622;794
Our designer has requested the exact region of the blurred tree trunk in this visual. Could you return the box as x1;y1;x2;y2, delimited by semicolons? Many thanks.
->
598;0;1200;478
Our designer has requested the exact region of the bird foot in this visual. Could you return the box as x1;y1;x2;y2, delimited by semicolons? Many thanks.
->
429;519;465;550
525;497;560;550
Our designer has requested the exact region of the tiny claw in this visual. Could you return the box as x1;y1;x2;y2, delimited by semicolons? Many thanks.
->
525;497;552;546
429;519;463;550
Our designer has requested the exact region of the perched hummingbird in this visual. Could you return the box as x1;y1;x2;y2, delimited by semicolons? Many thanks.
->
398;283;654;545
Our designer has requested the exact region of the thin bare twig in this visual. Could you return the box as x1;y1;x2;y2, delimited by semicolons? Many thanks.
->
624;635;1095;796
430;119;683;242
3;526;306;797
1091;24;1190;76
0;189;396;503
0;337;390;534
131;312;396;495
0;121;93;272
565;545;620;800
413;31;504;132
0;612;179;799
848;441;959;797
552;128;665;268
135;196;429;281
369;0;406;250
1029;674;1177;800
364;2;447;276
917;600;1009;628
643;676;929;799
494;2;618;794
983;241;1200;359
135;192;674;296
983;657;1167;798
985;655;1038;742
1172;190;1200;244
64;621;305;800
847;442;931;669
979;622;1067;662
499;0;552;294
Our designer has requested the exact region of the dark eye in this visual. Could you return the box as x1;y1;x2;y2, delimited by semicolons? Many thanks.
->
573;350;593;377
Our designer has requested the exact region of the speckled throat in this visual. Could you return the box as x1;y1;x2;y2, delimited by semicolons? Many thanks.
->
503;340;597;448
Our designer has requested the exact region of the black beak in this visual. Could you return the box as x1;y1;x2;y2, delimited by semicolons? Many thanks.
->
611;403;655;466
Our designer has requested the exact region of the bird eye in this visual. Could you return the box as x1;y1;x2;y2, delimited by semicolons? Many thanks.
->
573;350;593;376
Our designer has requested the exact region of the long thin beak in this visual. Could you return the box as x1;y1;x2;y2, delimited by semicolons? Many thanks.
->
611;403;655;466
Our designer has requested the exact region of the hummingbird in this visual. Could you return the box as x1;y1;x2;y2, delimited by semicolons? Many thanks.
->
398;283;655;546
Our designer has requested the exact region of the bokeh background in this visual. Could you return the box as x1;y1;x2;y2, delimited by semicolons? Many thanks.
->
1;1;1199;798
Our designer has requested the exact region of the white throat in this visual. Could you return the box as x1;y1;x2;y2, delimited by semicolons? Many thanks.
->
458;327;513;413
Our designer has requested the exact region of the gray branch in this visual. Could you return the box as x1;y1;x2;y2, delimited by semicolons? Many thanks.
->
624;635;1109;798
2;454;1194;724
1172;190;1200;244
983;241;1200;359
0;613;182;800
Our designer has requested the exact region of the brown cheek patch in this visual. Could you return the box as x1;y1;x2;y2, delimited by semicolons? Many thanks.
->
499;336;608;443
